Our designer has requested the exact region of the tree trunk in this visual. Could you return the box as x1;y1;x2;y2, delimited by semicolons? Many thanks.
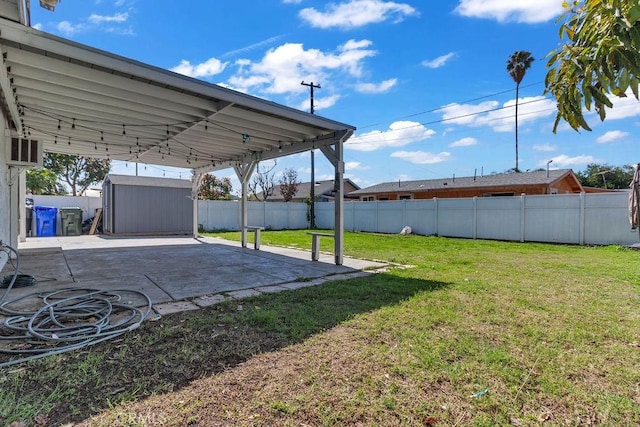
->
515;83;520;172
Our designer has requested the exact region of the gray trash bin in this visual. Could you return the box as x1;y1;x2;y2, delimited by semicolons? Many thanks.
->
59;207;83;236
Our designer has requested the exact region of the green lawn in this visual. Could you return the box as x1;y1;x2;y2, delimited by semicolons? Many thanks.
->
2;231;639;426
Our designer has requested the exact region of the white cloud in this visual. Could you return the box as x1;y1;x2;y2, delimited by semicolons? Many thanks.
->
391;150;452;164
88;12;129;24
227;39;377;96
347;121;436;151
106;25;135;36
296;94;341;111
543;154;597;167
56;21;84;36
170;58;228;78
299;0;418;29
605;92;640;120
355;78;397;94
454;0;563;23
597;130;629;144
533;143;556;152
449;137;477;147
345;161;370;170
32;23;43;30
221;35;285;59
440;96;556;132
421;52;455;69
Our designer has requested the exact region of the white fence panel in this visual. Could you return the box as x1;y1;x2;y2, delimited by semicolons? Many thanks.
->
436;198;475;238
405;200;436;235
315;202;333;229
351;202;379;232
287;203;309;229
199;200;239;231
476;196;522;241
31;195;102;221
377;201;405;233
523;194;582;244
584;193;638;245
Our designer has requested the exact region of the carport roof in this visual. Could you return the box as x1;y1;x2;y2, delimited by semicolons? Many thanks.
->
0;17;355;173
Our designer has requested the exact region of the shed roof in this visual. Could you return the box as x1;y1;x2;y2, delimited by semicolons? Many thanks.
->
104;174;192;189
350;169;582;195
0;15;355;174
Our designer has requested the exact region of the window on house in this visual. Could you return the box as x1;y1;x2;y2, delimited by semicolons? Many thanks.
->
399;194;412;200
362;196;375;201
485;192;515;197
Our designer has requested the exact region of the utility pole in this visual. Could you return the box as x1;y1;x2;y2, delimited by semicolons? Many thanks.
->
301;81;320;229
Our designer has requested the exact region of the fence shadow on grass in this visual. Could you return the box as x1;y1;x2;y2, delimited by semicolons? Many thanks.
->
4;272;448;425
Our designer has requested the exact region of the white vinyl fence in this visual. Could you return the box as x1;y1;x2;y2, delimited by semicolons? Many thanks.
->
31;192;639;246
198;192;638;246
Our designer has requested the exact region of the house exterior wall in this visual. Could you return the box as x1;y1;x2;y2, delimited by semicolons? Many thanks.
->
105;183;193;234
358;178;580;201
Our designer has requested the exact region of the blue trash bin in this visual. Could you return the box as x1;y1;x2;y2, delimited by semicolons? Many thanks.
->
34;206;58;237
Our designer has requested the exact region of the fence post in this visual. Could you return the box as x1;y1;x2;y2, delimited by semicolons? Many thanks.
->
520;193;526;243
579;192;585;245
403;199;407;228
473;196;478;239
433;197;438;236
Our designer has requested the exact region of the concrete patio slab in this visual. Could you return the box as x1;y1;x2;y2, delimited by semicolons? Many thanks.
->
0;235;388;318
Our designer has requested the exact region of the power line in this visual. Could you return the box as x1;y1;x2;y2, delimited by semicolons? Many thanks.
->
356;81;546;131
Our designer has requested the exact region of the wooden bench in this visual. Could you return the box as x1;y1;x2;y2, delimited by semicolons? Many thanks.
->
244;226;264;250
307;232;334;261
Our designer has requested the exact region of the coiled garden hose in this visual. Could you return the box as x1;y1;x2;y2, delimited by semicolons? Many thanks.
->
0;242;153;368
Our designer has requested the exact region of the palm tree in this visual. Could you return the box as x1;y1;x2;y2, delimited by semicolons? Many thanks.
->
506;51;534;173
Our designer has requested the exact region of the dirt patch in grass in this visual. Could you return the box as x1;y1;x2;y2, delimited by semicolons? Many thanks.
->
0;303;289;426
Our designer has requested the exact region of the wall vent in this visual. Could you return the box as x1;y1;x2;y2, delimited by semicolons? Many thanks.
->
6;138;43;168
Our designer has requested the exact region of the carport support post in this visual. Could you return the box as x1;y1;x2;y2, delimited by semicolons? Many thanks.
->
234;161;257;248
191;172;204;238
320;133;347;265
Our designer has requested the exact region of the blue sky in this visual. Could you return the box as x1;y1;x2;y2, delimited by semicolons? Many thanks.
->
31;1;640;192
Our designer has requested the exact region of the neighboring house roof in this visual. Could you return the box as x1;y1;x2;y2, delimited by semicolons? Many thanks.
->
259;179;360;201
349;169;583;195
104;174;192;189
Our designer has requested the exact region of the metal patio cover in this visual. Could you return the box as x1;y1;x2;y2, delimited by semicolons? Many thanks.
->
0;17;355;173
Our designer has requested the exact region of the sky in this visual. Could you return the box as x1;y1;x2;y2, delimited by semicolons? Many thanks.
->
30;0;640;193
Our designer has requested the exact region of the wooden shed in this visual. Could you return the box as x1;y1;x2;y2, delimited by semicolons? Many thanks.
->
102;174;193;235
